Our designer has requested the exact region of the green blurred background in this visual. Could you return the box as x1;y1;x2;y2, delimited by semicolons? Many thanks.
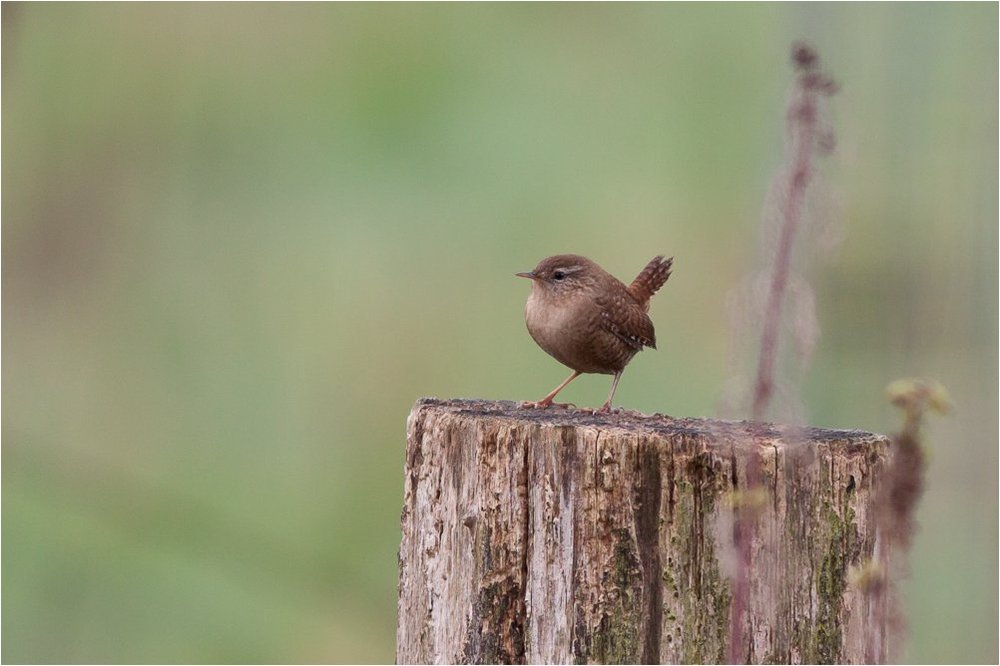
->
2;3;996;663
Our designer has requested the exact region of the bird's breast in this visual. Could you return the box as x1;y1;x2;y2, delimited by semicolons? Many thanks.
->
524;288;626;374
524;290;577;354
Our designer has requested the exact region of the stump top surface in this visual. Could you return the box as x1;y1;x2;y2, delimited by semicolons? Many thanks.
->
413;397;888;451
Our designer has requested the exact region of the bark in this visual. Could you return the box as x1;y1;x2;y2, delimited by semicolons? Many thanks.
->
397;398;889;664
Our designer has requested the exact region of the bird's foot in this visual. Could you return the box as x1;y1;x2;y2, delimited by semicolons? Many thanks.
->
520;399;576;410
573;405;614;416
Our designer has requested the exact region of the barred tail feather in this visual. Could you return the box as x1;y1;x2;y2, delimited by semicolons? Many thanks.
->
629;255;673;307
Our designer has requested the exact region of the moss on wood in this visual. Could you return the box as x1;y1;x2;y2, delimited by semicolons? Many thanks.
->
398;399;889;664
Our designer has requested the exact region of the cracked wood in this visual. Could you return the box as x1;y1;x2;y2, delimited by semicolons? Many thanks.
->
397;399;889;664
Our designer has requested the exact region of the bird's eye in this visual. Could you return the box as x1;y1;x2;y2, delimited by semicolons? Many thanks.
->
552;270;566;281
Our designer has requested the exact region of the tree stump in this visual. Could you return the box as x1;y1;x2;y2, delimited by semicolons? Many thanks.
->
397;398;889;664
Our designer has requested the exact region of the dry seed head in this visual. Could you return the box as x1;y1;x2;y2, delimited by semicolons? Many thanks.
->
886;378;952;417
849;559;886;593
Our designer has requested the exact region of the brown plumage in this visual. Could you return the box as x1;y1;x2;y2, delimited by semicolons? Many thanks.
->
629;255;673;309
516;254;673;411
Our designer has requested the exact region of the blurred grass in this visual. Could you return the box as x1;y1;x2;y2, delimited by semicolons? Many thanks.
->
2;3;997;663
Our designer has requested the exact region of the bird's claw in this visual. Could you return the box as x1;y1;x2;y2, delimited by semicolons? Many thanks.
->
520;400;576;410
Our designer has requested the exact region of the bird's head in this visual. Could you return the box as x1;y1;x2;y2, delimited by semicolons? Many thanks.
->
516;254;600;297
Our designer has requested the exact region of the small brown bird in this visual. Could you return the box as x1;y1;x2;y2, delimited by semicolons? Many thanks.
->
516;254;673;411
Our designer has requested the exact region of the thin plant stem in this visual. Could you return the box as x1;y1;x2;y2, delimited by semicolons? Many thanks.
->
729;42;838;664
751;77;819;422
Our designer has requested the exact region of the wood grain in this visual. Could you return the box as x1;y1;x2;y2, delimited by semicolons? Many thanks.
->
397;399;889;664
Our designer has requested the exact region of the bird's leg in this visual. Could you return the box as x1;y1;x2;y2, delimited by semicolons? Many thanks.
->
597;371;623;413
522;370;581;409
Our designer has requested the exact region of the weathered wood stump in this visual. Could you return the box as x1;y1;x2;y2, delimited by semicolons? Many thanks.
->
397;398;889;664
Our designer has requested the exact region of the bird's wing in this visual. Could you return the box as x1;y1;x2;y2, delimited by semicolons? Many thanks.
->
595;288;657;350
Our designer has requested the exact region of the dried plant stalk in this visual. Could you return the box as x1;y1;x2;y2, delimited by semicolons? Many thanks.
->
751;42;839;422
727;42;840;665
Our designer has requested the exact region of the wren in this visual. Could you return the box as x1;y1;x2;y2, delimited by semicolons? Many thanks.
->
516;254;673;412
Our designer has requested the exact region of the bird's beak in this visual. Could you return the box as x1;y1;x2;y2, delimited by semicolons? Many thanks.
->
515;271;537;280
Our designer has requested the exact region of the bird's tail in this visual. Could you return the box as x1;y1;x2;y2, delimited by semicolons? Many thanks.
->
629;255;673;308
